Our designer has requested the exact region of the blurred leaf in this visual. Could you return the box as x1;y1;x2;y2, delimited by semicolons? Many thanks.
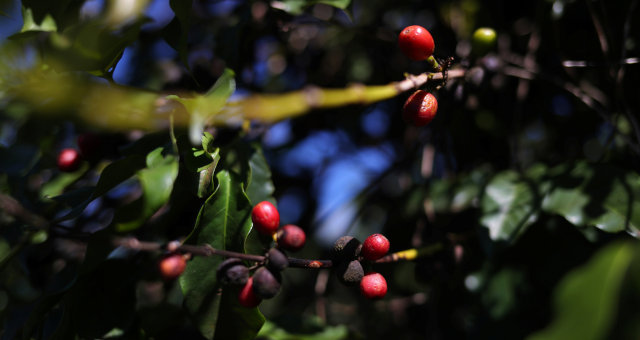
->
20;6;56;33
40;162;88;198
21;0;83;30
271;0;351;15
167;68;236;145
51;155;146;221
0;144;40;176
257;319;350;340
167;0;193;70
430;166;490;213
527;242;634;340
480;171;539;241
541;162;640;236
114;147;178;232
180;170;261;340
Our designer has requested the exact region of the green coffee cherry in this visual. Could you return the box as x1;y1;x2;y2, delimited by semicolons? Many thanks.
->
472;27;497;56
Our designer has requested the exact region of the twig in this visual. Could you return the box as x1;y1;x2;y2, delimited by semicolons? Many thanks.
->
113;237;445;269
0;193;49;230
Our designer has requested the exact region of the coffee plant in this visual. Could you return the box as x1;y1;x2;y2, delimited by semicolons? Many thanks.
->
1;0;640;339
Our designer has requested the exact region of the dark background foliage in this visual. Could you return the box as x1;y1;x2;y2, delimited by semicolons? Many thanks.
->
1;0;640;339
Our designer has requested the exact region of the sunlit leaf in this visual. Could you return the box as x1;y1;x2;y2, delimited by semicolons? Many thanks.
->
541;162;640;236
114;147;178;232
167;68;236;145
480;171;539;241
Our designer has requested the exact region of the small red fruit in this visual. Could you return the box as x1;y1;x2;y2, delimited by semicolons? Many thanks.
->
360;272;388;299
398;25;435;61
276;224;306;251
361;233;390;261
57;148;82;172
402;90;438;127
251;201;280;236
238;277;262;307
159;254;187;281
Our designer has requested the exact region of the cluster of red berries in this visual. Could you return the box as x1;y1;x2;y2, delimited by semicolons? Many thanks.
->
398;25;440;127
331;233;390;299
227;201;308;307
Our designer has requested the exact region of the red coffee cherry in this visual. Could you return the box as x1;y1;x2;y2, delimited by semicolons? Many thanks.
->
402;90;438;127
159;254;187;281
398;25;435;61
57;148;82;172
276;224;306;252
238;277;262;307
251;201;280;236
360;272;388;299
361;233;390;261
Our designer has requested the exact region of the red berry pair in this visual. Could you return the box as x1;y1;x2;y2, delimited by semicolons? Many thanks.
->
251;201;306;252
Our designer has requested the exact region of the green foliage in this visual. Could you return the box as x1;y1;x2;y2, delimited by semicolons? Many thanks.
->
527;242;637;340
180;170;262;340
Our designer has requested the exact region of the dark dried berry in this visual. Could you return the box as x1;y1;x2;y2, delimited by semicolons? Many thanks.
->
252;267;282;299
217;258;249;285
331;236;362;261
336;259;364;286
266;248;289;272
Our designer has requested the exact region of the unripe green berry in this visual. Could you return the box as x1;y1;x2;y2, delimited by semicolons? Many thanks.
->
217;258;249;285
266;248;289;272
472;27;497;55
252;267;282;299
336;259;364;286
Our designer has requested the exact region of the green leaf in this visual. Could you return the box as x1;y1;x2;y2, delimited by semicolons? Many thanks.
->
167;68;236;145
480;171;539;241
526;242;635;340
51;155;146;222
20;6;57;33
40;163;88;198
430;166;490;213
245;144;275;205
257;319;350;340
180;170;262;340
271;0;351;15
114;147;178;232
0;144;41;176
168;0;193;70
541;162;640;235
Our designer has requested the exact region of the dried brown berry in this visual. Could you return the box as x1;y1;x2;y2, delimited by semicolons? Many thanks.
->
331;236;362;261
252;267;282;299
336;259;364;286
266;248;289;272
217;258;249;285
